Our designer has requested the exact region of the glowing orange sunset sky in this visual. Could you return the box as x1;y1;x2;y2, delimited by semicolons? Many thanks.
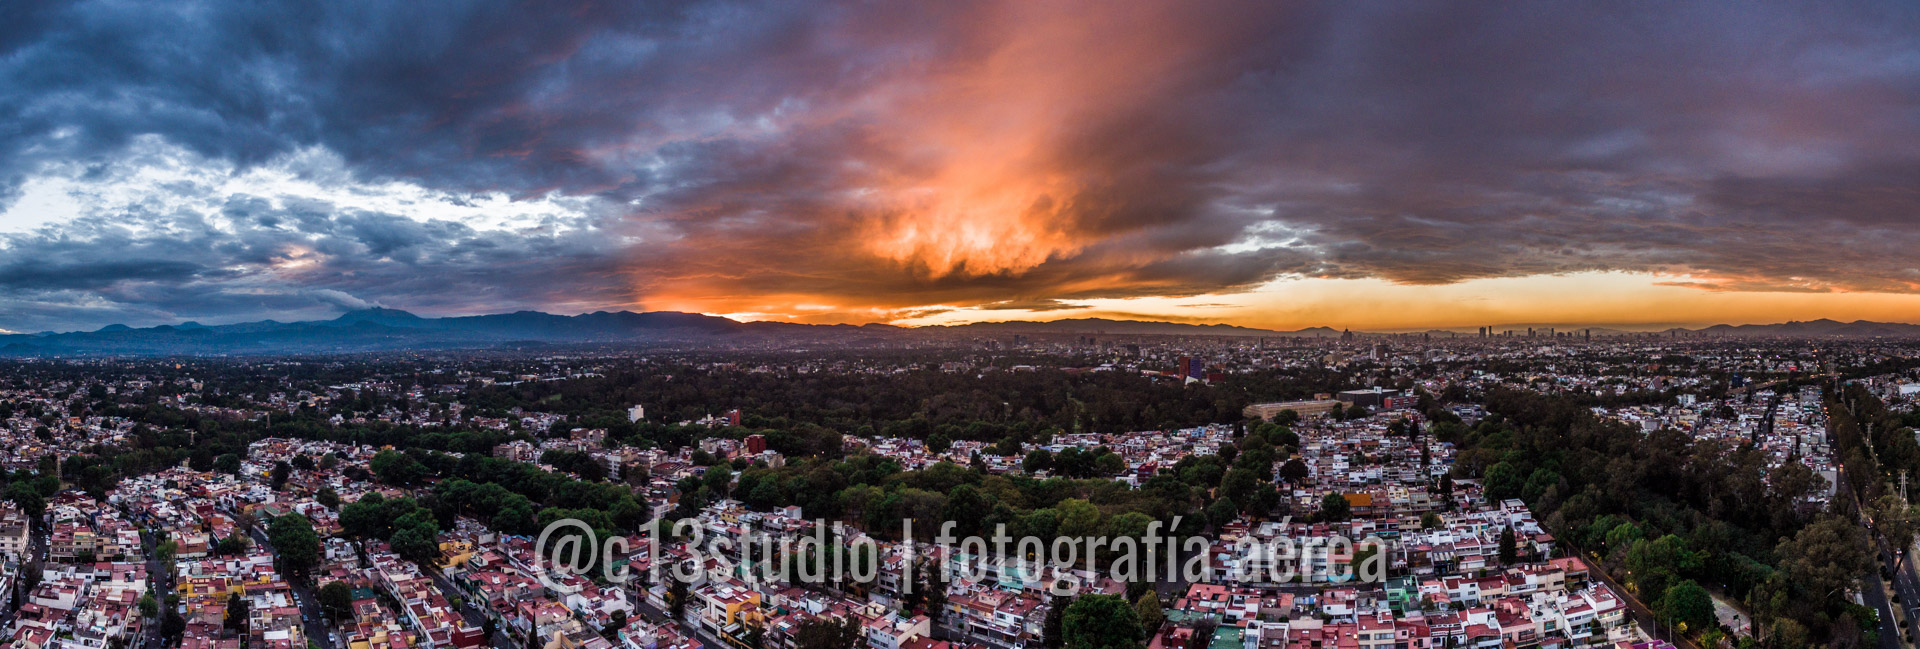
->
2;1;1919;332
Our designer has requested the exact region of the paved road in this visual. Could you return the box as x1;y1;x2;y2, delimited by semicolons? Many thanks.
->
246;526;337;649
1899;544;1920;647
4;518;47;644
1866;533;1919;649
1580;548;1701;649
428;571;518;649
1836;441;1902;649
630;589;728;649
1860;568;1902;649
142;529;173;649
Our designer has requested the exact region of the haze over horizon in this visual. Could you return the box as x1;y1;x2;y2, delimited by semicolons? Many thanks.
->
10;302;1918;339
4;2;1920;333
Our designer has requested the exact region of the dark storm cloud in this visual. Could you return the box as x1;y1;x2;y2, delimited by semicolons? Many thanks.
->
2;0;1920;329
0;147;634;331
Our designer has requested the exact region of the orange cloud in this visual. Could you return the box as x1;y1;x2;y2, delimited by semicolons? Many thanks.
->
849;2;1231;278
631;1;1301;315
610;1;1920;329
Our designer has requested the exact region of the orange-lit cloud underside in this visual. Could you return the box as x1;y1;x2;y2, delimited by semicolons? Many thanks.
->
606;2;1920;329
631;2;1290;318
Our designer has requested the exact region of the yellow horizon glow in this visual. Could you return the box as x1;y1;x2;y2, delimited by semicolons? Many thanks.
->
700;271;1920;331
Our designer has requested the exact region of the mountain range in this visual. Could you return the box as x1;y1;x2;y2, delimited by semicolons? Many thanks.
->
3;309;1918;356
1672;318;1920;338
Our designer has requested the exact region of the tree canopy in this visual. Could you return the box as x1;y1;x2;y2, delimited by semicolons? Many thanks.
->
1062;594;1145;649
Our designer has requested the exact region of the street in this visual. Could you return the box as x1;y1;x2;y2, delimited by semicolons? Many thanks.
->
629;591;728;649
141;529;172;649
427;571;519;649
1877;544;1920;649
245;526;338;649
1836;442;1902;649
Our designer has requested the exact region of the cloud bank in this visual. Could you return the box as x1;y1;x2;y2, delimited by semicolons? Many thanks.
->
2;1;1919;330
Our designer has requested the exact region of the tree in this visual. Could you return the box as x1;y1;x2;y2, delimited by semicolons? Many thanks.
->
214;453;243;475
1769;618;1811;649
746;479;783;510
1204;497;1237;529
600;610;628;640
1659;580;1714;633
1483;462;1524;502
1055;448;1095;479
1043;595;1072;649
1133;592;1165;638
1057;499;1102;539
903;559;949;622
161;607;186;640
214;535;249;556
666;571;692;622
224;592;250;634
923;567;949;623
317;487;341;510
370;450;429;486
268;514;321;577
1185;618;1217;649
1248;483;1282;518
794;617;864;649
1871;494;1918;571
1319;493;1351;523
1024;449;1054;474
943;484;988;537
5;482;44;518
1625;534;1699;599
270;460;292;489
1279;459;1310;485
1221;468;1258;505
1064;595;1144;649
390;524;439;565
139;594;158;619
703;466;734;498
1521;468;1561;503
1498;527;1518;565
1777;515;1870;608
1421;512;1443;529
317;581;354;621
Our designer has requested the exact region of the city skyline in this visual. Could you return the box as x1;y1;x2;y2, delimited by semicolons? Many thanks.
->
5;2;1920;333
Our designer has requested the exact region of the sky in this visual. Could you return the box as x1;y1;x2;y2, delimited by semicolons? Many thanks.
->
3;2;1920;334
